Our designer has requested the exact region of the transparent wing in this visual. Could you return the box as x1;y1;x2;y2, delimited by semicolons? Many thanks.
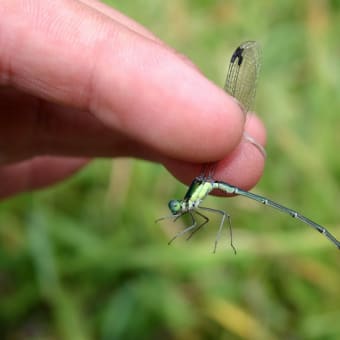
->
224;41;261;115
200;41;262;179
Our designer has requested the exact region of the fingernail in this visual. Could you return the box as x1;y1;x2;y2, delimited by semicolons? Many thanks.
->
243;131;266;158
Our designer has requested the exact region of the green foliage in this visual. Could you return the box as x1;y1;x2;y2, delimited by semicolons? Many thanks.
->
1;1;340;339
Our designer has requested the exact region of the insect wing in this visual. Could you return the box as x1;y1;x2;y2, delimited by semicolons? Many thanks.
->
224;41;261;114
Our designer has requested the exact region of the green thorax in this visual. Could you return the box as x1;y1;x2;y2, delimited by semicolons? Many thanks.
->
184;178;214;203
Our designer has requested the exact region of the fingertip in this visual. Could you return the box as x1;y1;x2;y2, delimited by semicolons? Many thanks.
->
164;84;246;163
212;113;266;191
244;113;267;146
163;112;267;191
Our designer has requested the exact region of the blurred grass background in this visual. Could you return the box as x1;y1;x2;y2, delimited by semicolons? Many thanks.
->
1;0;340;339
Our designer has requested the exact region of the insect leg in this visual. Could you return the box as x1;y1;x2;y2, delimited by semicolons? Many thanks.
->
199;206;236;254
168;212;198;245
186;209;209;241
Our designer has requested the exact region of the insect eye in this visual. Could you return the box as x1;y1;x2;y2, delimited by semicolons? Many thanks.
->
168;200;180;214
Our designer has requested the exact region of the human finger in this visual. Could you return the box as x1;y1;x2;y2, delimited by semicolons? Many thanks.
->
0;157;89;200
164;113;266;191
0;0;245;164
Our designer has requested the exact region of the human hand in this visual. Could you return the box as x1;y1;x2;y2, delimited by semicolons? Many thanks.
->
0;0;266;199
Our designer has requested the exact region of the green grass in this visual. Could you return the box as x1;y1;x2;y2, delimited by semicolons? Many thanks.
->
1;1;340;339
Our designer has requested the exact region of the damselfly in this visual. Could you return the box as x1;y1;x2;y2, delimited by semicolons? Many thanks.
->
157;41;340;253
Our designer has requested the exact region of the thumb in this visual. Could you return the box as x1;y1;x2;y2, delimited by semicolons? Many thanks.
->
1;0;245;163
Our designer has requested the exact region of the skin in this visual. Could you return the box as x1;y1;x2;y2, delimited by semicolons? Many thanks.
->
0;0;266;200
